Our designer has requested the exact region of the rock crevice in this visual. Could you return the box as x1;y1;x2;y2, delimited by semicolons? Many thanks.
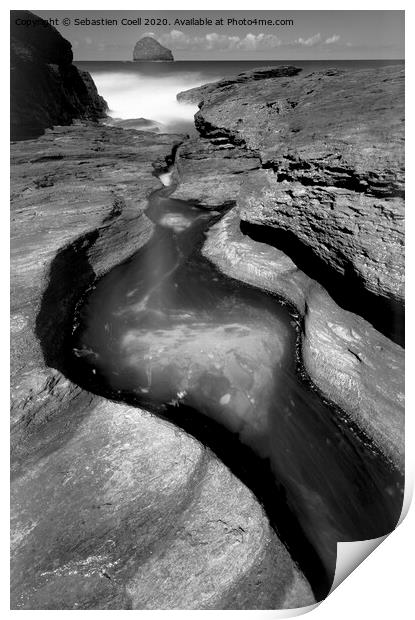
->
11;123;315;609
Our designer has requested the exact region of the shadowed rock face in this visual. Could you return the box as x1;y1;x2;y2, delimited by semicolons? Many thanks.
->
10;11;107;140
133;37;174;61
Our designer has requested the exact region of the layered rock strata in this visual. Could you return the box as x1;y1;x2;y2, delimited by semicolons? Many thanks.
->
11;124;182;458
173;64;405;471
177;65;404;344
202;210;404;470
177;66;302;105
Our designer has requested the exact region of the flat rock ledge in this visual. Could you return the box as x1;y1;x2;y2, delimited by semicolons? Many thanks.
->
10;123;314;610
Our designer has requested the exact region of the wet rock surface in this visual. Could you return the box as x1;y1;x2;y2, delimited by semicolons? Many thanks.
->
11;123;315;609
104;117;163;132
172;137;261;208
10;11;107;140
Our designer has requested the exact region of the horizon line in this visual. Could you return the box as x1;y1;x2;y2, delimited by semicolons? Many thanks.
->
74;57;405;62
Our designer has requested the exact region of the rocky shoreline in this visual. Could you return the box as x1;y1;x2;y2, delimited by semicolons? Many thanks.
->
10;15;404;609
11;124;316;609
172;63;404;471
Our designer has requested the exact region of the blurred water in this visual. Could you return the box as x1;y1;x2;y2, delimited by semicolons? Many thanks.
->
71;181;404;596
76;59;403;134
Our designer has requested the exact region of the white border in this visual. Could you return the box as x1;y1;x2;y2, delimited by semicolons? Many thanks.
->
3;2;413;618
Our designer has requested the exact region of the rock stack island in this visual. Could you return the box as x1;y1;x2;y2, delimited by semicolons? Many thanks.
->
133;36;174;61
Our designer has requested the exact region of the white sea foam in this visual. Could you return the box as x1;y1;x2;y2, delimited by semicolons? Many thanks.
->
158;171;173;187
90;70;209;131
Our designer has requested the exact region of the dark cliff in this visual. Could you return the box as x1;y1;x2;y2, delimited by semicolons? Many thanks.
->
10;11;107;140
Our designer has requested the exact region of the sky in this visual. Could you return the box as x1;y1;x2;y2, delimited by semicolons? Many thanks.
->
33;10;404;61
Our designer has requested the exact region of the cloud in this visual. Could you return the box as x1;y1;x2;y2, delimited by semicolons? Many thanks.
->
296;33;321;46
145;30;282;52
325;34;341;44
144;30;344;53
295;33;342;47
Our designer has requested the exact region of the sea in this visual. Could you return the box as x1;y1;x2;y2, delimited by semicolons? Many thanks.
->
75;59;404;135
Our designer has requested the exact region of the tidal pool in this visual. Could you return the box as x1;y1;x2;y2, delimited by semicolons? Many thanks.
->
71;181;403;599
